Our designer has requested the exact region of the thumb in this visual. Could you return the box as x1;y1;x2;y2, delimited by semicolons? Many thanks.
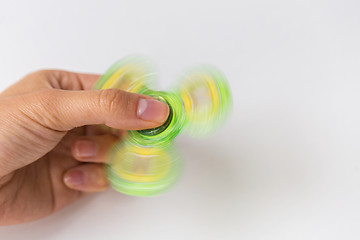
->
23;88;170;131
0;88;169;177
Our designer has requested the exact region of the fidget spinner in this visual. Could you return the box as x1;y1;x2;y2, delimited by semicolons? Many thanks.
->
94;56;232;196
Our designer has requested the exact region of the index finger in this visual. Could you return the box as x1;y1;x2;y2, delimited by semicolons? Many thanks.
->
74;73;101;90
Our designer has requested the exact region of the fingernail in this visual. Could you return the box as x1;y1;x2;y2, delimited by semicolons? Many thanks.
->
137;98;169;123
64;170;84;186
75;140;97;158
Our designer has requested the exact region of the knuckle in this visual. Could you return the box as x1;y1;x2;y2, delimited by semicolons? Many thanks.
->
28;69;51;79
98;89;133;114
31;89;64;129
35;69;50;75
18;70;46;83
36;89;60;108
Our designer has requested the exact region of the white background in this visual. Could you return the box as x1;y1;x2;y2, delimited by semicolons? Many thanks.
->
1;0;360;239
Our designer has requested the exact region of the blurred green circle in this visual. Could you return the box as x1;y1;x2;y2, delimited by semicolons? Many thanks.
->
130;89;186;147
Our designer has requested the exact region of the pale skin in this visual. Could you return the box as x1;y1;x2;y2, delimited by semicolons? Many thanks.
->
0;70;169;225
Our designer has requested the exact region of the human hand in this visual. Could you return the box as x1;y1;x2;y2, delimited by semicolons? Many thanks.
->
0;70;169;225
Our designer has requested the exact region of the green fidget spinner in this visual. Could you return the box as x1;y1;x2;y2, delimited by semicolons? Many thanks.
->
93;56;232;196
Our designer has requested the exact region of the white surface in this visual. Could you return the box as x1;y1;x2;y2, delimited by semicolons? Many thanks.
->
1;0;360;239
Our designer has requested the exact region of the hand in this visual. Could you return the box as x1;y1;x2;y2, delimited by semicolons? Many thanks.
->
0;70;169;225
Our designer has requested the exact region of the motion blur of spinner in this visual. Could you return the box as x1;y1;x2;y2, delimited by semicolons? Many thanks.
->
93;56;232;196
